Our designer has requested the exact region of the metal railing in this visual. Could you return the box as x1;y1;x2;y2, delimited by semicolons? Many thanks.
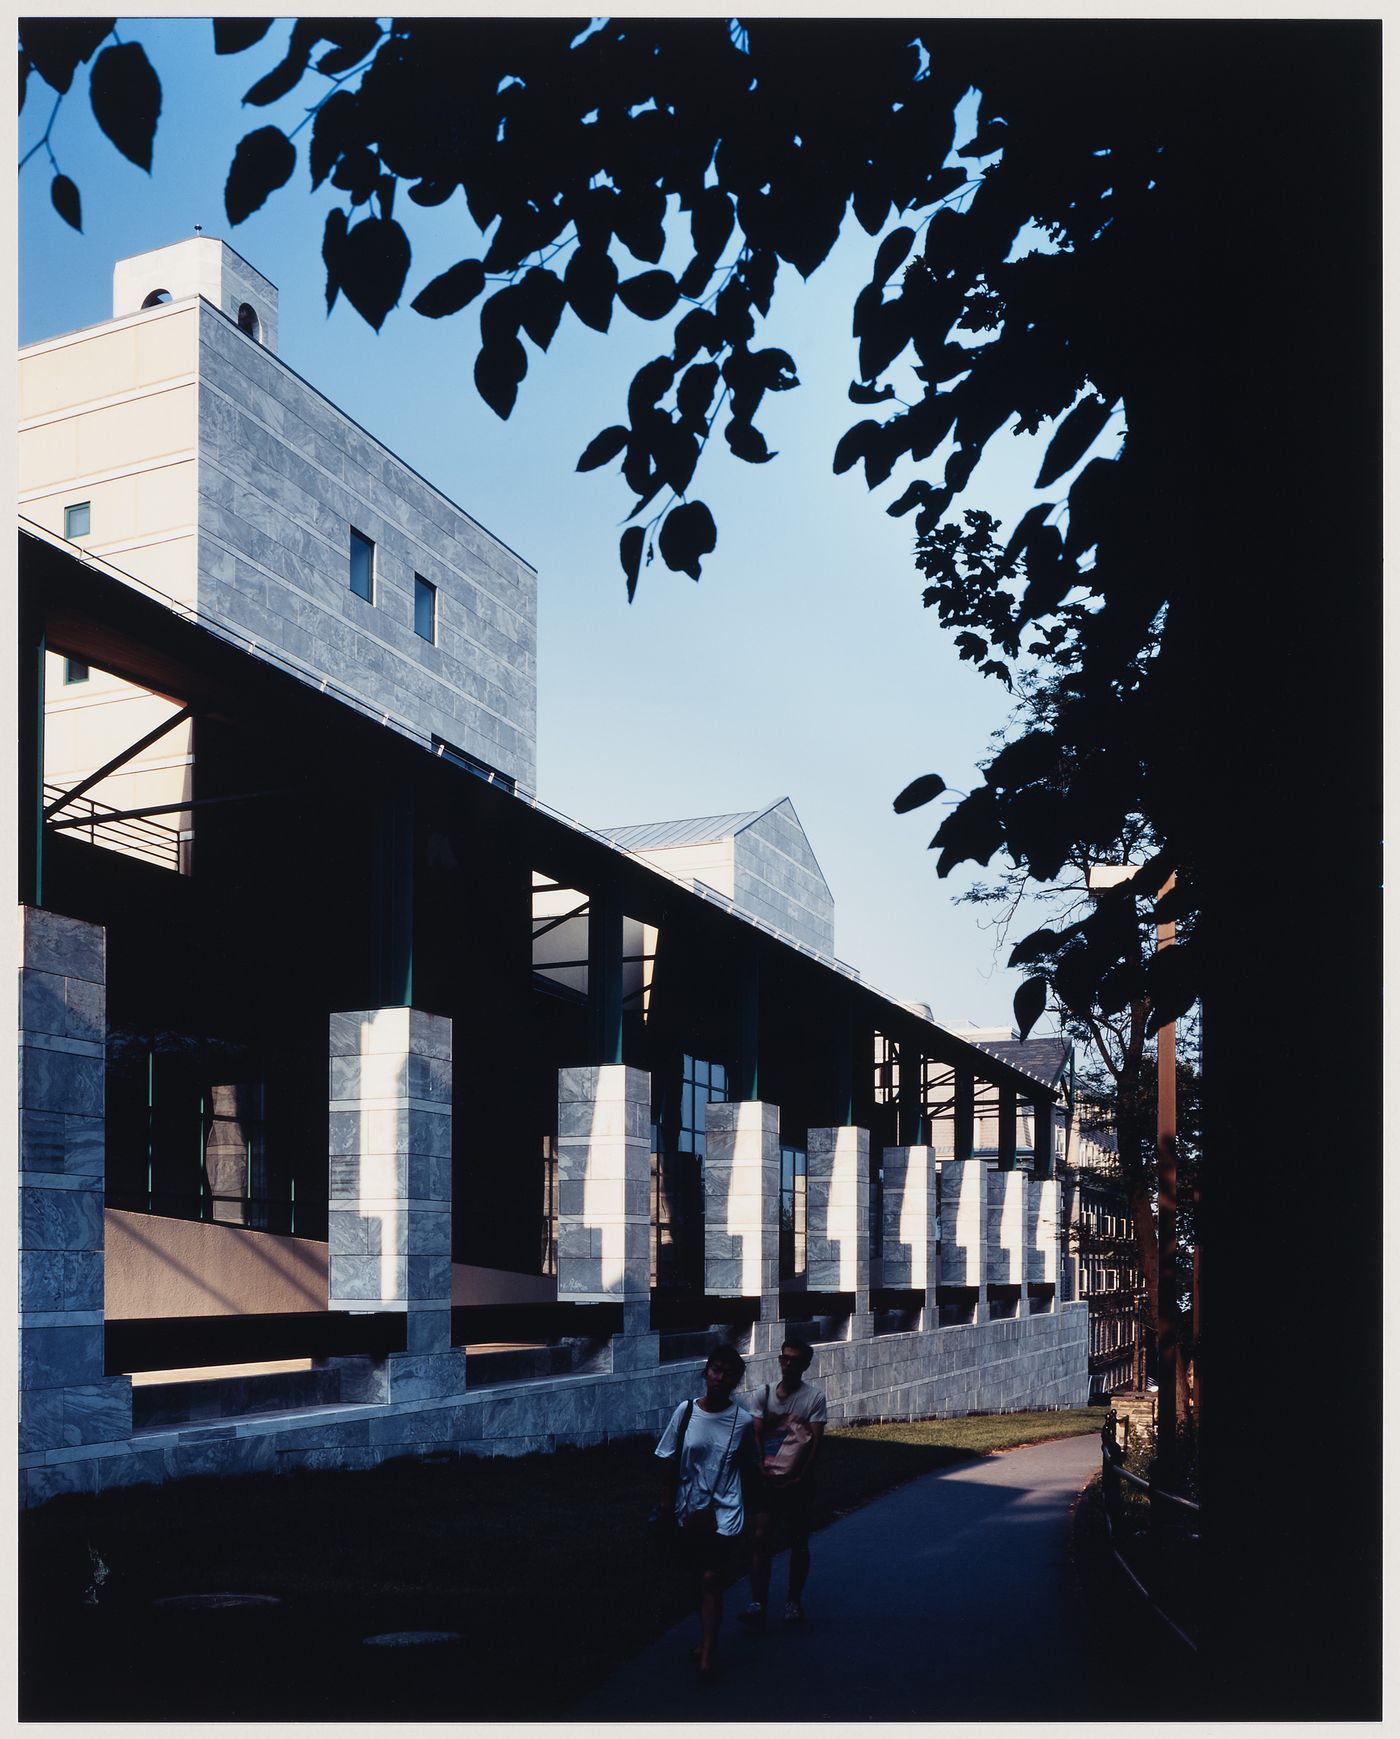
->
44;782;183;872
1100;1410;1199;1652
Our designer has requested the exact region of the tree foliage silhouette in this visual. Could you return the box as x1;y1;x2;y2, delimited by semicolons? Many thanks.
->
16;17;1370;1048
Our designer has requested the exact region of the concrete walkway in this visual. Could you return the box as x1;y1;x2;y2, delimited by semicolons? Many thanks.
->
571;1432;1104;1722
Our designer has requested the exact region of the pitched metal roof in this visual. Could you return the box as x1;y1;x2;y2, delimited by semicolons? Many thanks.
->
598;800;784;853
969;1035;1071;1089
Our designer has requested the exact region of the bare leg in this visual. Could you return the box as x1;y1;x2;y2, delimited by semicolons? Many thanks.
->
750;1509;773;1609
698;1567;724;1669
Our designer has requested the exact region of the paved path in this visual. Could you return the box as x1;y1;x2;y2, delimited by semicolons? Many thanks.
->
572;1433;1103;1722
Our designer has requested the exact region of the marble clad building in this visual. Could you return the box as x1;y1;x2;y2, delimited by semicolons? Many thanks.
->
16;241;1087;1507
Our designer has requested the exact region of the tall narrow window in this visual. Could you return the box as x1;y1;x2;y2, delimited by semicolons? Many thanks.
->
64;502;90;539
414;574;436;642
349;528;375;602
64;658;89;685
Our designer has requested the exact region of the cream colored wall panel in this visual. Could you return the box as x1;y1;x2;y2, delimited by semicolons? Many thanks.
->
101;533;198;603
134;306;199;383
133;458;197;533
634;840;736;898
20;327;138;418
18;418;80;491
76;384;197;475
44;691;190;777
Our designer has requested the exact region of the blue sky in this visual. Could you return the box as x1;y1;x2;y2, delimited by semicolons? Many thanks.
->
18;18;1110;1029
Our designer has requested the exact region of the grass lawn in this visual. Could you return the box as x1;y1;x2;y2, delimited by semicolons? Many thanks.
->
20;1404;1107;1722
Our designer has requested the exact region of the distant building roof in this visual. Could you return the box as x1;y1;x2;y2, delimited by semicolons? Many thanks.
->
599;799;786;853
967;1034;1071;1090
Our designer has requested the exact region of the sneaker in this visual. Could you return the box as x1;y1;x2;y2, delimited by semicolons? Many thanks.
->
783;1601;805;1625
737;1601;767;1631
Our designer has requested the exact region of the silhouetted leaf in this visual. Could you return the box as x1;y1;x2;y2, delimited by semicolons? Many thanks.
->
620;525;645;602
89;41;160;171
672;307;719;364
871;224;915;287
887;481;931;517
242;20;319;106
315;21;382;76
322;207;348;313
20;17;112;95
50;173;81;232
576;425;629;472
225;126;295;225
851;381;897;405
1013;975;1048;1041
658;500;717;580
411;258;485;319
1145;939;1197;1037
407;178;456;207
1008;926;1071;968
309;89;358;190
931;785;1001;874
617;270;679;321
475;334;528;419
690;184;735;263
338;215;410;332
19;49;30;113
213;18;272;55
517;266;565;350
725;418;772;463
892;773;946;814
962;118;1008;158
677;361;719;424
982;731;1059;791
833;419;880;476
331;144;379;204
564;246;617;333
1035;393;1113;489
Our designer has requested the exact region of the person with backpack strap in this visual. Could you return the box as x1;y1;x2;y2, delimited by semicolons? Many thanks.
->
737;1337;828;1630
655;1342;756;1683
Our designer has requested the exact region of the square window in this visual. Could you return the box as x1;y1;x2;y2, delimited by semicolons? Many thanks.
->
64;502;91;539
64;657;89;684
349;528;375;602
414;574;436;643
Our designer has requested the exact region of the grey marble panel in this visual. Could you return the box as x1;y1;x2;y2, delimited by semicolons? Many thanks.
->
20;970;66;1038
405;1253;451;1301
64;975;105;1042
330;1253;406;1300
97;1447;167;1493
62;1378;132;1447
405;1151;452;1204
19;1386;64;1454
62;1115;105;1176
385;1349;466;1402
327;1210;371;1255
404;1309;451;1354
24;1457;99;1507
21;1323;104;1389
171;1434;277;1481
21;1186;103;1253
19;1045;103;1117
20;1247;103;1312
19;1110;64;1171
22;910;105;983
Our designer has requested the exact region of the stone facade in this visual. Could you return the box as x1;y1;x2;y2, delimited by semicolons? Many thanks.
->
880;1145;936;1307
18;908;133;1474
19;1305;1089;1507
702;1099;779;1296
938;1157;989;1305
730;799;835;957
986;1168;1027;1290
555;1065;652;1305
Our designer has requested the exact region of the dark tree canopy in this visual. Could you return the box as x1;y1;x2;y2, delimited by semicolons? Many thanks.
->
17;16;1377;1057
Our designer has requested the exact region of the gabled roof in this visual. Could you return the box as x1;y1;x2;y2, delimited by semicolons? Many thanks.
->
969;1035;1072;1090
599;798;788;853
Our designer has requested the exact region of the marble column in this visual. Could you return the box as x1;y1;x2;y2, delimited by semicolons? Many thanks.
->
556;1065;656;1368
18;907;132;1467
704;1100;780;1356
807;1125;872;1339
937;1157;989;1324
1027;1176;1061;1309
987;1167;1028;1316
328;1006;464;1400
880;1144;936;1328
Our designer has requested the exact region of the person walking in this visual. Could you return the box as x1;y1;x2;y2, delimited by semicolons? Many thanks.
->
655;1343;754;1683
738;1338;827;1628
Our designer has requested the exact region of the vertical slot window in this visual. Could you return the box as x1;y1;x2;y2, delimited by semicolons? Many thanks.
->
414;574;436;642
349;528;375;602
64;658;89;684
64;502;91;539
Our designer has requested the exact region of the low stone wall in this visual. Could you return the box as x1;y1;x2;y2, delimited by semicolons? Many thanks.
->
18;1304;1088;1507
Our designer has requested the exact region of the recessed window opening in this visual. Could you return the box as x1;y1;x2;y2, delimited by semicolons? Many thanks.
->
414;574;436;642
141;289;172;307
349;528;375;602
64;502;91;539
236;302;260;340
64;657;89;685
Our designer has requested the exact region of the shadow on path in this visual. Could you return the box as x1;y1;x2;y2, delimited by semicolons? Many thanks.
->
571;1432;1105;1722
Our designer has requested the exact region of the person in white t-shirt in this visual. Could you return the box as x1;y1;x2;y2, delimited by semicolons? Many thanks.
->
655;1343;755;1683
